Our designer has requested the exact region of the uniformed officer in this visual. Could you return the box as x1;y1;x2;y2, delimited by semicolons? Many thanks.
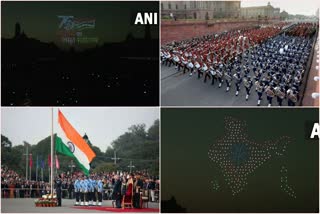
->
96;176;104;206
91;176;97;206
74;176;81;206
84;176;89;206
55;174;62;207
87;176;93;206
80;176;88;206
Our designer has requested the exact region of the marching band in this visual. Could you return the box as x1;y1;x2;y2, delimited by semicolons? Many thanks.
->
161;22;317;106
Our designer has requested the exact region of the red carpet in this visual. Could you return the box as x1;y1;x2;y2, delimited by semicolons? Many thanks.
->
73;206;159;212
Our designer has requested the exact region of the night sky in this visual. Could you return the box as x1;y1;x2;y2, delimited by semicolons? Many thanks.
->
161;108;319;213
1;1;159;48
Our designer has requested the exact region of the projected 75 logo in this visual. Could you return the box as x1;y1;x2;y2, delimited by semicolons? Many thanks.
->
58;16;95;31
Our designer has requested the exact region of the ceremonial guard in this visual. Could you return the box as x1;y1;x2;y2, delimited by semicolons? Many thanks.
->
97;176;103;206
91;177;97;206
74;176;81;206
88;176;95;206
80;176;88;206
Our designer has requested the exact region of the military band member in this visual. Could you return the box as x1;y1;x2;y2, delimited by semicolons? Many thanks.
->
164;52;172;67
287;87;298;106
181;56;188;73
255;80;264;106
173;54;180;70
194;61;202;79
74;176;81;206
224;71;232;92
187;60;194;76
265;85;275;107
202;63;210;83
243;76;253;101
274;85;286;106
233;72;242;96
209;66;217;85
97;176;103;206
216;69;223;88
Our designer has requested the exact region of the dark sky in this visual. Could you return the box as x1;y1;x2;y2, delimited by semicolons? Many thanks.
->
161;108;319;213
1;1;159;48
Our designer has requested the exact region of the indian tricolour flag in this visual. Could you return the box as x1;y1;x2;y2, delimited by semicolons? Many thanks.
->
55;110;96;175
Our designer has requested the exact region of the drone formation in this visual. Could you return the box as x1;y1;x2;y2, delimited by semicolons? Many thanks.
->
280;166;296;198
208;116;294;197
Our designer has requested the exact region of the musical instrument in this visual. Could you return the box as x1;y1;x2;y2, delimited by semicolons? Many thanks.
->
288;93;298;103
274;87;285;99
202;65;208;72
287;89;298;102
243;78;251;88
255;81;263;92
265;86;275;97
224;73;232;81
216;70;223;78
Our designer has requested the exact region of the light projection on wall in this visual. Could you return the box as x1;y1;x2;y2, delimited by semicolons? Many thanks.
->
208;117;295;197
57;15;98;45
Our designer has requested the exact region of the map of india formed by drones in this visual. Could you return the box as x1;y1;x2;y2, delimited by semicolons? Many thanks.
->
208;117;296;198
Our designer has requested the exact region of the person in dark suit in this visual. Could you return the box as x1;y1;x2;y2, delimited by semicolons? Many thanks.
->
133;174;143;208
112;175;122;208
55;175;62;207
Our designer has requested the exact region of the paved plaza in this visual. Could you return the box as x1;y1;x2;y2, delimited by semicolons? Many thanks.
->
1;198;159;213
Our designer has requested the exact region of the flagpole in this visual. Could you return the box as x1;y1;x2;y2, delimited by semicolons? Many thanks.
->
36;155;38;181
29;154;32;180
26;145;28;180
50;107;54;195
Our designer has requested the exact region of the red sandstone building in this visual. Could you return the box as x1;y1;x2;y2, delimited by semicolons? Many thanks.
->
241;2;280;19
161;1;241;20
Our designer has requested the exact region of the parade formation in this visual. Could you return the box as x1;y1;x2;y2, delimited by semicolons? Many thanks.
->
73;175;104;206
161;22;317;106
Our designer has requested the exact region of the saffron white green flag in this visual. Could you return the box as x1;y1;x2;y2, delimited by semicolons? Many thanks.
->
55;110;96;175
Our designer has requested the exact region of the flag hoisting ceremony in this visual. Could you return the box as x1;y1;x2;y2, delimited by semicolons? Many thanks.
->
1;108;160;213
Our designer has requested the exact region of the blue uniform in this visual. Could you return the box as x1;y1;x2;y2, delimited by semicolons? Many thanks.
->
74;179;81;205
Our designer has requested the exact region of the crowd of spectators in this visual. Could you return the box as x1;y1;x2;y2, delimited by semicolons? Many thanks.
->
1;166;160;202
